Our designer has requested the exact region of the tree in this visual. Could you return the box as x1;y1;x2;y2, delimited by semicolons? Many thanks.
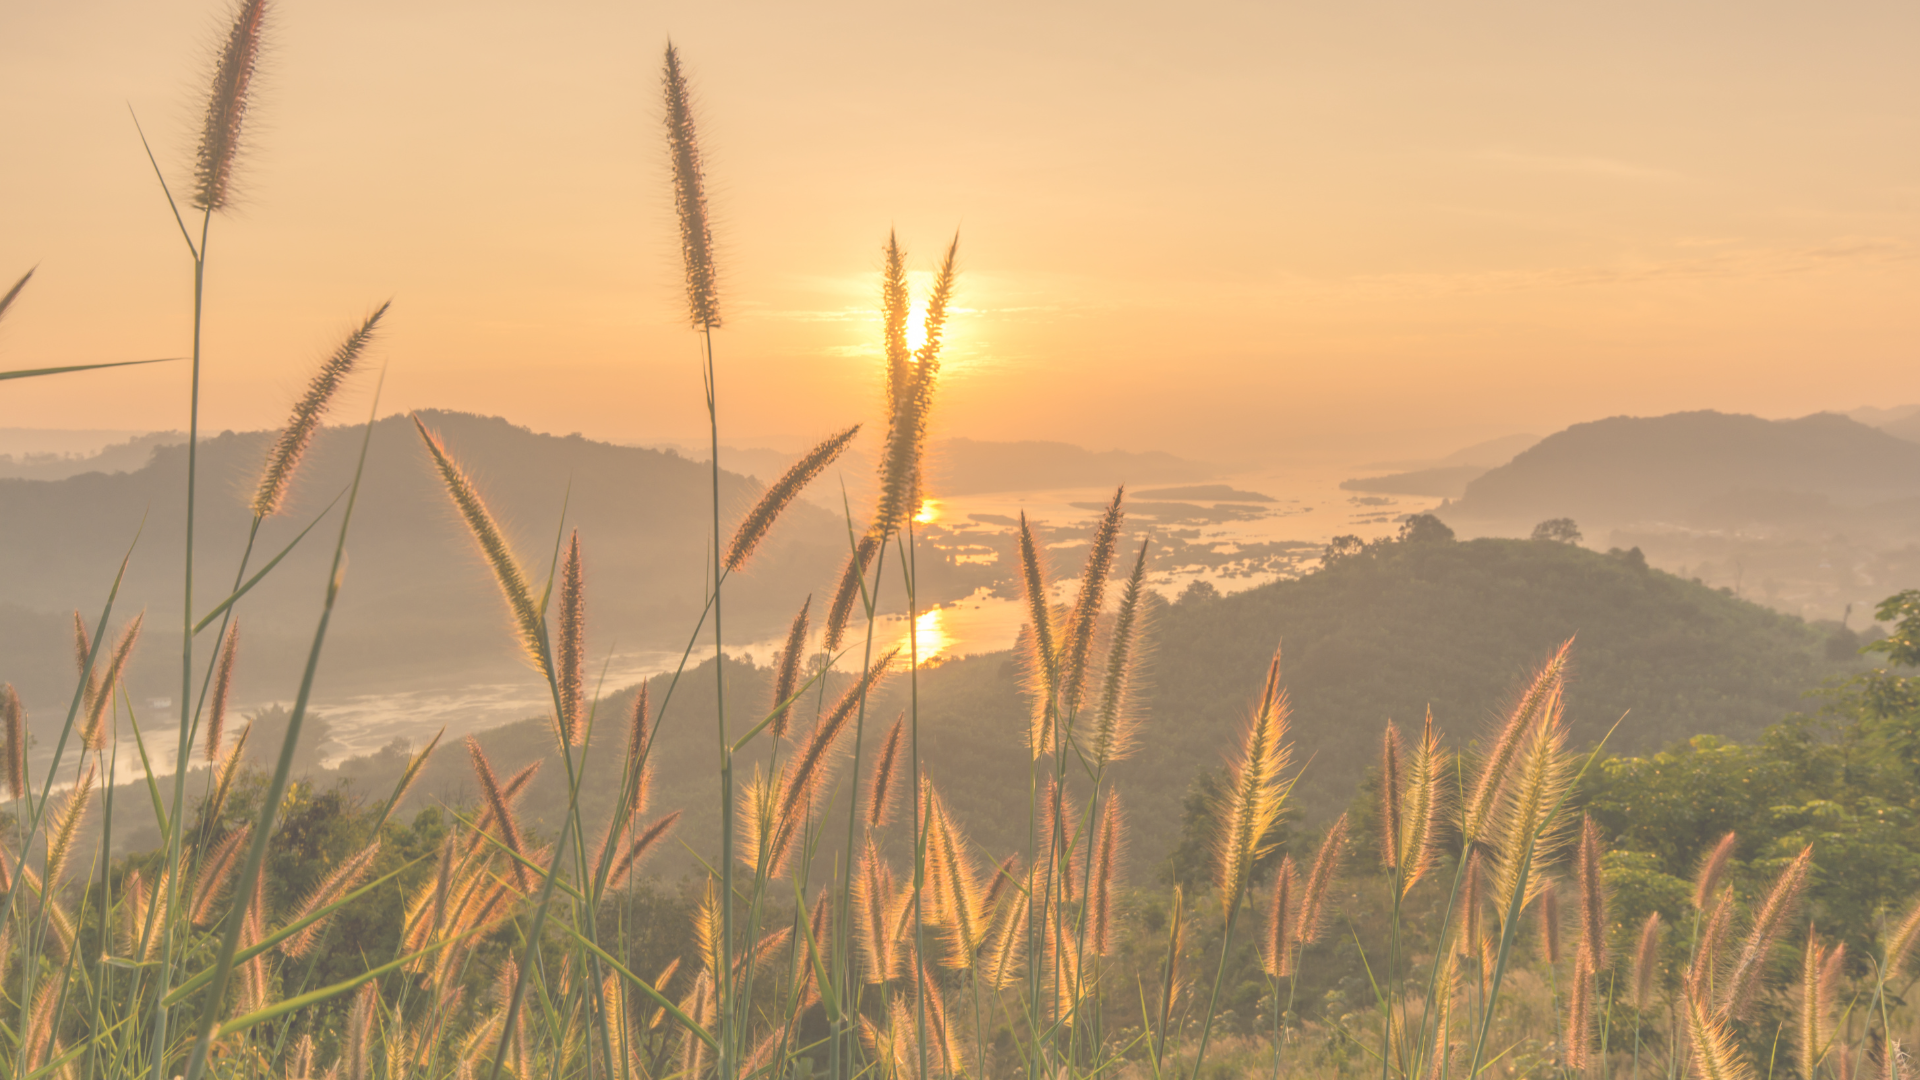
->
1397;513;1455;544
1323;534;1367;565
1531;517;1582;543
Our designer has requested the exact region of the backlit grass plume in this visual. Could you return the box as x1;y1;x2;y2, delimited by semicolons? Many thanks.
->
1090;794;1126;955
1059;487;1124;717
1694;831;1739;910
1211;648;1294;909
866;713;906;830
192;0;267;212
1462;639;1570;843
414;415;547;669
1;682;23;800
82;613;143;751
1394;709;1447;895
1717;843;1812;1021
205;620;239;762
1018;511;1061;756
1576;814;1608;968
1487;669;1572;930
1632;912;1663;1010
726;425;859;571
1091;538;1151;769
823;534;878;653
1687;991;1757;1080
1261;856;1299;978
1801;926;1845;1080
555;530;585;746
767;597;810;740
466;736;533;891
1295;812;1350;951
663;42;719;330
252;302;387;516
869;233;957;541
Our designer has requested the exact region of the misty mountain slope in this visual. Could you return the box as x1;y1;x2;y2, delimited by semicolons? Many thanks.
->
1883;412;1920;444
258;531;1861;880
1443;411;1920;530
0;411;855;720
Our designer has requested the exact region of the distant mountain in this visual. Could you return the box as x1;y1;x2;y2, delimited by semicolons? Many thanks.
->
1341;465;1486;498
1883;412;1920;445
0;430;184;479
1845;404;1920;429
1442;411;1920;532
0;411;870;742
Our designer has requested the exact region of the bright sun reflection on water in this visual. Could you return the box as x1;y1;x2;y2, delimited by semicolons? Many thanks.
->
891;606;952;666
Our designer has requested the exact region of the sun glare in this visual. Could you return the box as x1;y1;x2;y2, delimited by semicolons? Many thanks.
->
906;299;929;353
913;497;941;524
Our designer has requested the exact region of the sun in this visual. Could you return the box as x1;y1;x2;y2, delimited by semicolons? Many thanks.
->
906;299;929;353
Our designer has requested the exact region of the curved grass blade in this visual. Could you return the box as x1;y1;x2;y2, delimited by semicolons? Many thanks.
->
180;375;386;1080
0;357;179;382
192;487;346;633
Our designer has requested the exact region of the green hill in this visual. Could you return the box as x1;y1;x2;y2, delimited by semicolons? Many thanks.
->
234;529;1865;881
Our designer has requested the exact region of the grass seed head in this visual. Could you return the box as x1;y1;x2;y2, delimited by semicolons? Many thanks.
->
192;0;267;212
663;43;720;330
1632;911;1663;1010
726;425;859;571
252;302;387;516
0;683;23;800
1059;487;1124;717
414;416;547;671
555;530;585;746
205;620;240;762
768;596;811;740
1694;831;1739;911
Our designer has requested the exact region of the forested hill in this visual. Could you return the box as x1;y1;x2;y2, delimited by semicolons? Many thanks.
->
905;532;1865;868
0;411;852;719
256;529;1867;881
1443;410;1920;530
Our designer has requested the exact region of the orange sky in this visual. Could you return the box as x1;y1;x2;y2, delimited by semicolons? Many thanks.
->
3;0;1916;462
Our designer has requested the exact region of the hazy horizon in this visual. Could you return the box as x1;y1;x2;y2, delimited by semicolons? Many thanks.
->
5;0;1917;461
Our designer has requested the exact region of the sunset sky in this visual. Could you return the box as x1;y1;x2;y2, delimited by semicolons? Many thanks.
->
3;0;1916;462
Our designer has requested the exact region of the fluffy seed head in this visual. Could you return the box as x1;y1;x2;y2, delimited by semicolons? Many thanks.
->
1694;832;1739;911
1462;639;1570;842
1212;649;1294;910
1718;844;1813;1021
1396;708;1449;895
465;736;532;891
823;534;878;653
1881;894;1920;977
663;43;720;330
281;843;381;957
192;0;267;212
1538;878;1562;965
1091;793;1126;955
869;234;956;542
1261;856;1299;978
1;683;24;800
1576;814;1609;968
1379;722;1405;872
1687;991;1757;1080
1294;813;1350;949
767;597;811;740
414;416;547;670
555;531;585;747
1092;539;1152;768
1059;487;1124;717
866;713;905;830
1632;911;1663;1010
726;426;859;571
252;303;387;517
1018;512;1061;757
1565;952;1594;1070
205;621;240;762
82;613;143;751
